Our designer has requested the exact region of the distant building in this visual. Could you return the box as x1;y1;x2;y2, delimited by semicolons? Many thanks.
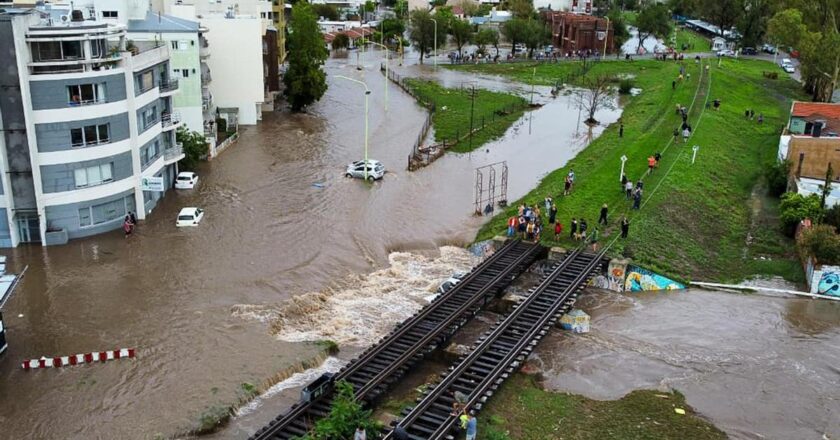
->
543;11;614;54
778;102;840;207
0;8;183;246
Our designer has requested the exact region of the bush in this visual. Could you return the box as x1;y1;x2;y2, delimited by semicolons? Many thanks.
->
797;224;840;265
618;78;634;95
766;160;791;197
779;192;824;236
297;381;381;440
824;204;840;230
216;117;227;133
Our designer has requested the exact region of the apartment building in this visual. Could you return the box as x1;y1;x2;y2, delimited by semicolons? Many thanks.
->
0;8;183;247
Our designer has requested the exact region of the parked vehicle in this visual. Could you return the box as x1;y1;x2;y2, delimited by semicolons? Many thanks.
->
783;64;795;73
761;44;776;54
717;49;736;57
742;47;757;55
174;171;199;189
345;159;385;181
176;207;204;227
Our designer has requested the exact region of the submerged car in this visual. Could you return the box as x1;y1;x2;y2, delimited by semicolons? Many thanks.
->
174;171;198;189
176;207;204;227
437;271;468;294
345;159;385;181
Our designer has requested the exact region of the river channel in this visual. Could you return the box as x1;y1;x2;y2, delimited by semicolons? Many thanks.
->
0;54;616;439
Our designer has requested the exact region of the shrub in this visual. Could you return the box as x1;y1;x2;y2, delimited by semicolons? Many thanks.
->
618;78;634;95
797;224;840;265
824;204;840;230
766;160;790;197
779;192;824;236
296;381;381;440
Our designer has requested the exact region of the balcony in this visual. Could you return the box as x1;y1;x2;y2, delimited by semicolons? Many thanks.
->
202;94;214;111
199;41;210;58
161;111;181;131
159;79;179;95
164;142;184;163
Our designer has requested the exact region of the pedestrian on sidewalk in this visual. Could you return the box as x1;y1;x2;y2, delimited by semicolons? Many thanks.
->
465;412;478;440
549;203;557;224
621;216;630;238
570;217;578;239
625;180;633;199
355;426;367;440
599;203;608;225
591;228;600;252
554;221;563;240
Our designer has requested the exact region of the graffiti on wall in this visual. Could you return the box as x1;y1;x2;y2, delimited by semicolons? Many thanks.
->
589;259;628;292
624;265;685;292
817;271;840;297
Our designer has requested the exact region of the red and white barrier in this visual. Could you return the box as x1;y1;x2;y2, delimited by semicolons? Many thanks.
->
21;348;135;370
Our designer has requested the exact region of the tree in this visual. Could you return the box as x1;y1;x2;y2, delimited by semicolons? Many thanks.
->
635;3;671;52
450;18;473;57
284;2;328;111
574;75;616;125
474;28;500;56
797;224;840;265
380;18;405;42
455;0;479;17
299;381;382;440
395;0;408;18
766;8;806;49
409;9;447;63
736;0;780;49
502;18;528;54
332;33;350;51
176;127;208;170
505;0;535;19
667;0;697;17
522;19;547;57
312;3;339;21
697;0;740;36
821;162;835;208
779;192;824;235
608;8;630;52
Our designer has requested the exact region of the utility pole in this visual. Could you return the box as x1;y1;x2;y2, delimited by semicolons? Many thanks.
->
431;18;438;69
469;84;476;150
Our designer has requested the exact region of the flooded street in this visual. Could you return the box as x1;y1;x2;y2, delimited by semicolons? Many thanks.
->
537;288;840;439
0;54;613;439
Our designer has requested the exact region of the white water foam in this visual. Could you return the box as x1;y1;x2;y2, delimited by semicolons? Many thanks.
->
261;246;479;345
235;356;348;416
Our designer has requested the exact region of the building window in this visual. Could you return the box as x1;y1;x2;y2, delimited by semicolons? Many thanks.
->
70;124;109;147
67;84;105;106
137;71;154;93
181;69;189;78
79;208;92;227
171;41;179;50
74;163;114;188
142;141;160;166
102;10;118;18
141;106;157;130
79;197;131;227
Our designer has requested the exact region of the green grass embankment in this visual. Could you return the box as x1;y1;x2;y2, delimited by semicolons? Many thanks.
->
403;78;528;153
478;374;727;440
676;28;710;53
453;58;805;283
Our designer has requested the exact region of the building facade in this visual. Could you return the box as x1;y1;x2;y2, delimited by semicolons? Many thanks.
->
543;11;614;54
0;9;183;247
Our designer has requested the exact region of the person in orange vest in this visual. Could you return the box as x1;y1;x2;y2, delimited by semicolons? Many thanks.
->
647;155;656;174
507;216;517;237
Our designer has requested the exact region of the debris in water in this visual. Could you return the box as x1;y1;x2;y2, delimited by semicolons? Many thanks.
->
312;183;325;188
674;408;686;415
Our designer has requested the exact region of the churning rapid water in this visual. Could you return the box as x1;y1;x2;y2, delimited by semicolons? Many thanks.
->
234;246;480;346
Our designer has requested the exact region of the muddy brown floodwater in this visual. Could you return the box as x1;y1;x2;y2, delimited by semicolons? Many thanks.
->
0;55;617;439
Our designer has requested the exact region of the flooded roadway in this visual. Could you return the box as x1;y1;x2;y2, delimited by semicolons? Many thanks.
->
0;53;615;439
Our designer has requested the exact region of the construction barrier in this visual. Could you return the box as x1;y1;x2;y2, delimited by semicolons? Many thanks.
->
21;348;135;370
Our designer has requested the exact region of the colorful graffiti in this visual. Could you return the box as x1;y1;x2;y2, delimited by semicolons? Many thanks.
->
624;265;685;292
589;259;628;292
817;271;840;297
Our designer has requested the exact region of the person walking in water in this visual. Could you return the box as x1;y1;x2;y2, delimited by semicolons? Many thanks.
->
598;204;608;225
621;216;630;238
123;215;134;238
354;426;367;440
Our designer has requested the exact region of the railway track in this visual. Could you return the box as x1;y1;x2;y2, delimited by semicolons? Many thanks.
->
250;239;544;440
384;248;605;440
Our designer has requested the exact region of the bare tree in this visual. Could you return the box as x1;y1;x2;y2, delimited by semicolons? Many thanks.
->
574;75;615;125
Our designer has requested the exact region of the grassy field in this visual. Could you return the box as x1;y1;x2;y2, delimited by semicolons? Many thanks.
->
403;78;528;153
450;57;806;283
478;374;727;440
676;28;710;53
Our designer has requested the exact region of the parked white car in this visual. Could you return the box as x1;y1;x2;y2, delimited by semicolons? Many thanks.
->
345;159;385;181
176;207;204;227
783;64;795;73
717;49;736;57
175;171;199;189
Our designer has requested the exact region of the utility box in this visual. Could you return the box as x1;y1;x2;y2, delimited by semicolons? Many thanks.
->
559;309;590;333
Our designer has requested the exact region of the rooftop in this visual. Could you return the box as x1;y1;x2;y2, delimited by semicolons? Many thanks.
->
128;11;199;33
791;102;840;121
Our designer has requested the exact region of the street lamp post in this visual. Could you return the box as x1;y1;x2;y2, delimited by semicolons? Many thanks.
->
430;18;438;69
370;42;389;111
336;75;372;180
620;155;628;181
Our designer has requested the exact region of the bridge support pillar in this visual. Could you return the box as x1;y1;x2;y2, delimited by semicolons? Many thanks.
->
547;246;567;262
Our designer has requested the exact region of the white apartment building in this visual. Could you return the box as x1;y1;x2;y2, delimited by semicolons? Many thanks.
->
0;8;183;246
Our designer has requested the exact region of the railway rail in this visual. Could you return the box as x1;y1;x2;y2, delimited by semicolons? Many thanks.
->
384;248;605;440
250;239;544;440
